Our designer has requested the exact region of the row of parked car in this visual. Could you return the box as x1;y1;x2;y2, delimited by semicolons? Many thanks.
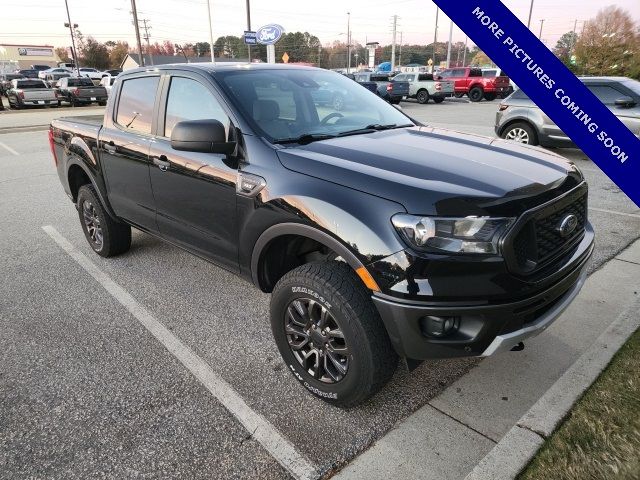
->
0;75;117;109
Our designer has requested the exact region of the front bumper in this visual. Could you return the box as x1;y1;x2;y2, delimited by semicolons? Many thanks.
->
371;239;592;360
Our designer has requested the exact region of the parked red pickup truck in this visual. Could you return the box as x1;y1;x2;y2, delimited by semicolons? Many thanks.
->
437;67;510;102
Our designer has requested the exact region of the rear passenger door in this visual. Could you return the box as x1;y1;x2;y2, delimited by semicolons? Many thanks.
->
148;73;239;272
100;74;160;231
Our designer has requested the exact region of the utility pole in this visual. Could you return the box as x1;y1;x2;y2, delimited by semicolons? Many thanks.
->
433;7;439;69
399;31;403;66
527;0;534;29
390;15;397;72
246;0;252;61
317;45;321;67
347;12;351;73
130;0;144;66
570;18;578;53
538;19;545;40
140;19;154;66
446;20;453;68
206;0;216;63
63;0;80;76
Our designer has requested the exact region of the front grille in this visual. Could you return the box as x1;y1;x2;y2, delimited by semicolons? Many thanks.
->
506;187;588;275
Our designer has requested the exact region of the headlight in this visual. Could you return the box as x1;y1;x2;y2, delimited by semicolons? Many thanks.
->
391;214;515;254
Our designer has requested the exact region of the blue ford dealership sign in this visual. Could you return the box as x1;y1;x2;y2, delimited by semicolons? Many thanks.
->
256;24;284;45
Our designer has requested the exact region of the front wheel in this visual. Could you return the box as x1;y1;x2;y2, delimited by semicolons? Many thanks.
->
77;184;131;257
270;261;398;407
483;92;497;101
501;122;538;146
432;96;445;104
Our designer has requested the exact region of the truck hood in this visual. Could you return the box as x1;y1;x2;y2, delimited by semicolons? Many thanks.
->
276;126;580;216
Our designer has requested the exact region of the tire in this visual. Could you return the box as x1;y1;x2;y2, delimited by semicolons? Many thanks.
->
483;92;497;101
77;184;131;257
270;261;398;407
454;92;465;98
416;89;430;104
468;86;484;102
98;100;107;106
500;121;539;146
433;96;445;104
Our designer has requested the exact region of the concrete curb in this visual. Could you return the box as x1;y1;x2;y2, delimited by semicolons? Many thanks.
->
465;296;640;480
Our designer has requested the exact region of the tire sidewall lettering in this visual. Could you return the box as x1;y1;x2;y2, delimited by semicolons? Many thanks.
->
291;286;332;310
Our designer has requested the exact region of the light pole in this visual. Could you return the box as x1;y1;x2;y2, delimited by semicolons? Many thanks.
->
433;6;439;70
130;0;144;66
446;20;453;68
538;19;544;40
63;0;80;76
527;0;534;29
347;12;351;73
246;0;252;61
206;0;216;63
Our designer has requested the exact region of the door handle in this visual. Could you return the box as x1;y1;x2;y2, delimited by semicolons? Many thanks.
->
152;155;171;172
103;141;116;154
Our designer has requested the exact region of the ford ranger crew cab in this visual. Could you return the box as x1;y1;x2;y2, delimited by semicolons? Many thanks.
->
49;64;594;407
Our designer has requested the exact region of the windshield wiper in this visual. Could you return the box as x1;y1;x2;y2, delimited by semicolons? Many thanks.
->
336;123;413;137
274;133;337;145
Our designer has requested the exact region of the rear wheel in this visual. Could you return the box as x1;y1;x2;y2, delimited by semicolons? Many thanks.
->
433;96;445;104
98;100;107;106
501;122;538;146
270;261;398;407
77;184;131;257
416;89;430;104
468;86;484;102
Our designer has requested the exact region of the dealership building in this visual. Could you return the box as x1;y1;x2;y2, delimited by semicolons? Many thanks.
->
0;44;61;71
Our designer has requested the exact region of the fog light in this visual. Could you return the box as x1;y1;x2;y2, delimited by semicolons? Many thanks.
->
420;316;460;338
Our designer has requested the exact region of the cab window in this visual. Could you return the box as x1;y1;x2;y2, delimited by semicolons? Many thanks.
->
164;77;230;137
115;76;160;134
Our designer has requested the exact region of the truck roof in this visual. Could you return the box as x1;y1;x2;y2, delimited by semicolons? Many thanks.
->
123;62;319;76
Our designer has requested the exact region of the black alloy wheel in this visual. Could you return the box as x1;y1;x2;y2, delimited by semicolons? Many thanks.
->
82;199;103;250
285;298;349;383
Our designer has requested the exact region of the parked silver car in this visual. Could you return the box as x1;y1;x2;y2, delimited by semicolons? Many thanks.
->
495;76;640;147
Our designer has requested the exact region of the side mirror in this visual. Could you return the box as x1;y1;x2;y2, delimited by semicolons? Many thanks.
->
614;97;636;108
170;119;236;155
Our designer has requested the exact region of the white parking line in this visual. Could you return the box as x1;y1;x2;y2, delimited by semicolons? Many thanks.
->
0;141;19;156
589;207;640;219
41;225;318;480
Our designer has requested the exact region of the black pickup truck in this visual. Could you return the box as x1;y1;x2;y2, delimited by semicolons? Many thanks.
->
55;76;108;106
353;72;410;104
50;64;593;407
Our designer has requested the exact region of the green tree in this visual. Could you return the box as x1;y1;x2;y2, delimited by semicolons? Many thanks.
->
80;37;110;69
575;6;639;77
214;35;248;59
553;31;578;68
108;41;129;68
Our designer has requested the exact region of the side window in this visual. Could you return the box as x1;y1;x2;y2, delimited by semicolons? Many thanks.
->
469;68;482;77
587;85;626;105
164;77;229;137
115;76;160;134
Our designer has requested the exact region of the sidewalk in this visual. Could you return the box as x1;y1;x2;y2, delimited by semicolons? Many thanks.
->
334;240;640;480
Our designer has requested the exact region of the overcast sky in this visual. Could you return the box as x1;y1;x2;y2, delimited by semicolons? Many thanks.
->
1;0;639;51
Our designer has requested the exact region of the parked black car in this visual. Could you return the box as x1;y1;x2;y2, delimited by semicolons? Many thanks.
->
55;77;108;106
50;64;593;407
0;73;24;96
17;69;39;79
353;72;410;104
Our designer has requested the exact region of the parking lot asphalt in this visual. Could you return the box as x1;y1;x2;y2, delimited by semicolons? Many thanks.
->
1;99;638;479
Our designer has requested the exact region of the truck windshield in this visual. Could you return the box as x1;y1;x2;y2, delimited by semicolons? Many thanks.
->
218;68;413;144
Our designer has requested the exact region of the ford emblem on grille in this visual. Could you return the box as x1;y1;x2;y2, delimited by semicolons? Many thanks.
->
557;214;578;237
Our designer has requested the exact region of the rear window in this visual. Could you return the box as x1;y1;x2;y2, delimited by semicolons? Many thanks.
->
371;74;390;82
483;69;498;78
17;80;46;89
67;78;95;87
116;76;160;134
418;73;434;81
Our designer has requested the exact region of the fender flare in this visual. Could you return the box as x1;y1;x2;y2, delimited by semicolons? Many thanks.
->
250;223;365;289
66;158;119;220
